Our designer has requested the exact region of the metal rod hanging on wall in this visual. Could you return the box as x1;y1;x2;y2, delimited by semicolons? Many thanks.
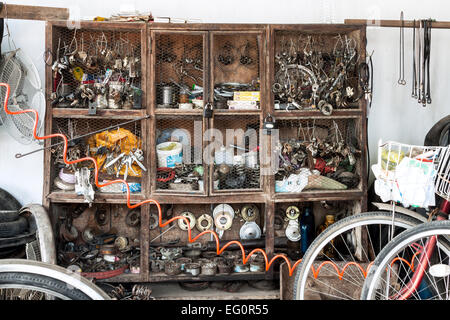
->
344;19;450;28
15;115;151;159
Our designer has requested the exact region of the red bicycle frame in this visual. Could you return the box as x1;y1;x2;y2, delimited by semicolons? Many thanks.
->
391;199;449;300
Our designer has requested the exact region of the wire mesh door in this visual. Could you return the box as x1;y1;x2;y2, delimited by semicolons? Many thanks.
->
271;27;365;114
152;31;207;112
50;25;144;111
209;114;263;194
210;31;264;111
50;118;146;196
273;117;362;194
154;115;206;194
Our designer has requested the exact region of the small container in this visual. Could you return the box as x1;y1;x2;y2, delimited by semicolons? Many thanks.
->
179;89;189;103
162;86;173;105
185;263;201;276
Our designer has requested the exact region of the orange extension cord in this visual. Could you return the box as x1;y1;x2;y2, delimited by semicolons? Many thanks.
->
2;82;419;279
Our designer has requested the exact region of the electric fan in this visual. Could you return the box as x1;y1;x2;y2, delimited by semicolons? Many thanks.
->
0;47;45;145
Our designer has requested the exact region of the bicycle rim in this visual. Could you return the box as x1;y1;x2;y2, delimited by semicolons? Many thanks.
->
361;220;450;300
294;211;421;300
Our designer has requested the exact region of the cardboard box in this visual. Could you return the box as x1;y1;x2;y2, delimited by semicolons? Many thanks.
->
227;100;259;110
233;91;260;102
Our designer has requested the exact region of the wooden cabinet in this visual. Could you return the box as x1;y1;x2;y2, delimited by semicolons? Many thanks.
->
43;21;367;284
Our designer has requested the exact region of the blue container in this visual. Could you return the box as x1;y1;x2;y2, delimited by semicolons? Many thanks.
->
300;207;315;254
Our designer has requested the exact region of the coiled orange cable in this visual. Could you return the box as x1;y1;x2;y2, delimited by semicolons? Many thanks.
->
1;82;418;279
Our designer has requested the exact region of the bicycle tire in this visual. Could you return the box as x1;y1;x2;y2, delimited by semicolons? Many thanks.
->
0;216;28;237
0;187;21;211
0;259;111;300
360;220;450;300
293;211;422;300
0;210;19;223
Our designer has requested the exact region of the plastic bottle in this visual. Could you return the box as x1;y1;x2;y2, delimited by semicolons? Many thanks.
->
300;206;315;255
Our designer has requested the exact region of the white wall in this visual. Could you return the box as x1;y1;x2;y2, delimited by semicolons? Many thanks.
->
1;0;449;205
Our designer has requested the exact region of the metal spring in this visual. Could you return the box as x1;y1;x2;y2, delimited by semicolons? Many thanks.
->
131;284;153;300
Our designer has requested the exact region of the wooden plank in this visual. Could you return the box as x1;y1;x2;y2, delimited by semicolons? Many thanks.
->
52;108;147;119
345;19;450;29
150;282;279;300
0;4;69;21
148;271;268;283
273;109;363;118
273;190;364;203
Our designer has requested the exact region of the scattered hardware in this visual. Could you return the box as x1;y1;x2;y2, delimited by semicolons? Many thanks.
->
273;33;366;114
214;81;260;110
51;30;143;112
274;119;360;193
155;34;204;109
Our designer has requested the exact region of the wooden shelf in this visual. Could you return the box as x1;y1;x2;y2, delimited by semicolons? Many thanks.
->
273;189;364;203
273;109;363;119
213;109;262;116
97;273;142;283
147;271;267;283
47;191;146;204
52;108;147;119
148;193;267;204
155;108;203;116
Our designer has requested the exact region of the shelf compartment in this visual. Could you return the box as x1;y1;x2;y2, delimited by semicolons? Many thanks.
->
148;203;267;280
53;203;143;278
273;117;363;195
210;114;263;194
274;200;363;261
50;25;144;112
270;25;366;114
154;115;206;195
50;117;146;198
211;31;263;111
153;31;207;112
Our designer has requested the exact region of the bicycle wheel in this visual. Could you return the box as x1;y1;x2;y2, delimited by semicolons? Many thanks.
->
0;259;111;300
293;211;422;300
361;220;450;300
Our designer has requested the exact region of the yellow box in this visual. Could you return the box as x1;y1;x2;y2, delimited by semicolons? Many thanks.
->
233;91;260;101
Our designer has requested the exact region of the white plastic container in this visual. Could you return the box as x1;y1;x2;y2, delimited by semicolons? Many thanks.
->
156;142;183;168
215;146;234;165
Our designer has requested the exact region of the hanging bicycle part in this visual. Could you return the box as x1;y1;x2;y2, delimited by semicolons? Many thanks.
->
398;11;406;85
14;115;150;158
412;20;417;98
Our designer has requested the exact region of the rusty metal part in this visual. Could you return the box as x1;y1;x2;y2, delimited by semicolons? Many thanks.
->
196;214;213;232
233;263;250;273
214;211;233;231
183;248;201;259
99;244;115;256
94;208;108;226
217;261;233;274
185;263;201;276
175;257;192;270
178;281;209;291
149;212;159;230
125;209;141;227
114;237;128;251
286;206;301;220
250;259;265;272
60;224;78;242
131;284;153;300
241;204;259;222
164;261;182;276
201;262;217;276
201;251;218;259
177;211;196;231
